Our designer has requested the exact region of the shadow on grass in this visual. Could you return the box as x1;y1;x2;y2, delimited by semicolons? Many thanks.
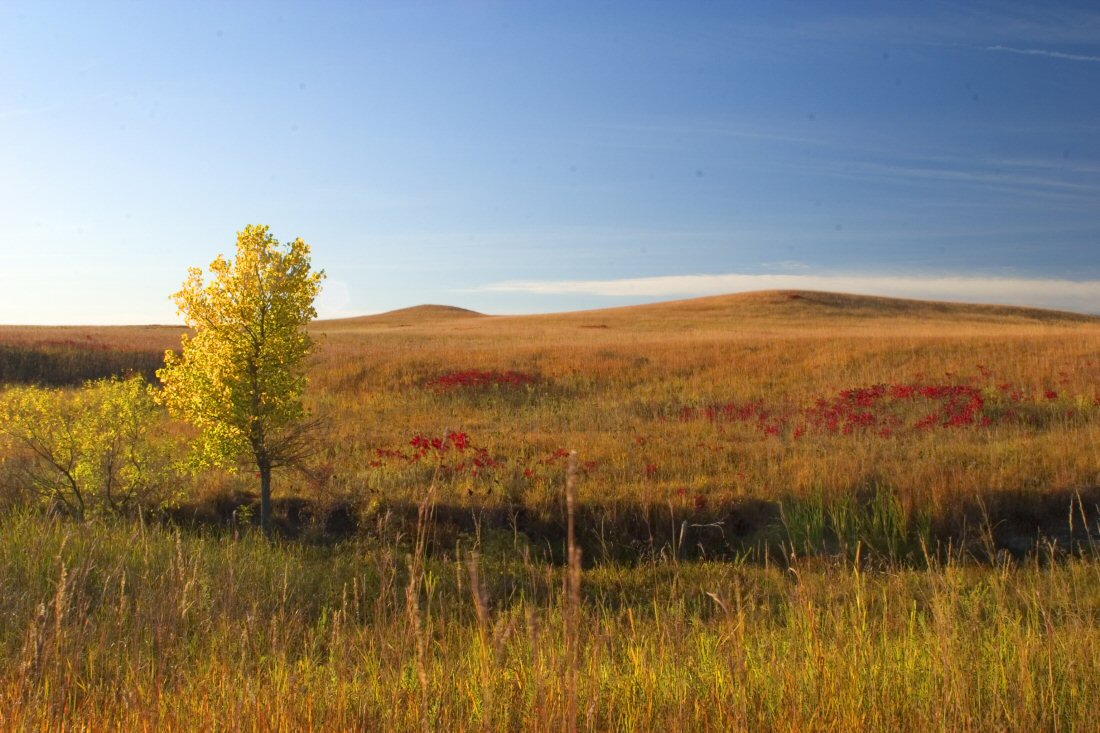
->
158;484;1100;567
0;343;165;386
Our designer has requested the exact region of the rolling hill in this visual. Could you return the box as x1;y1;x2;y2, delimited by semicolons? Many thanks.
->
0;291;1096;354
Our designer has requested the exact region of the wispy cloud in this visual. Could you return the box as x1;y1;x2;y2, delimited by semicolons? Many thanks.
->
761;260;811;271
984;45;1100;63
792;157;1100;202
589;120;825;147
475;272;1100;314
748;4;1100;48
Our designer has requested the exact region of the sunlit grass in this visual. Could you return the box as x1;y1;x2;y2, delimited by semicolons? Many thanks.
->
1;513;1098;731
3;290;1100;729
298;293;1100;556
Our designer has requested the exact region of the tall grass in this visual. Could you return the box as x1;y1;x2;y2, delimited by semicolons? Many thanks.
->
302;300;1100;538
6;294;1098;543
3;292;1100;728
0;512;1098;730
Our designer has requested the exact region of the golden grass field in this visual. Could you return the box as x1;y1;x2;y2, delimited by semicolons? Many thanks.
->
8;288;1099;549
2;289;1100;730
306;290;1100;554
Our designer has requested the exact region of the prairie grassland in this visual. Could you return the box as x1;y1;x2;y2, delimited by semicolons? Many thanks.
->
5;290;1099;553
302;292;1100;556
1;511;1099;732
3;290;1100;730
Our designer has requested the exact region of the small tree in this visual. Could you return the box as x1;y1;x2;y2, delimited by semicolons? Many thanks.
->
157;224;325;534
0;377;174;520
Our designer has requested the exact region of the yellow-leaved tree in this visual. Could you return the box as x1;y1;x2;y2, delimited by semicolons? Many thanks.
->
157;224;325;534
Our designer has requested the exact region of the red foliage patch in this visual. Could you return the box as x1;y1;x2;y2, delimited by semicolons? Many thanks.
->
370;432;504;477
675;375;1084;440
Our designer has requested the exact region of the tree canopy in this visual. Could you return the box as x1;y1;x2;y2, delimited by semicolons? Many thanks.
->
157;224;324;533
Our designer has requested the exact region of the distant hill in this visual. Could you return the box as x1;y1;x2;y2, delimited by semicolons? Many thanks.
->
510;290;1100;327
3;292;1095;344
315;304;485;329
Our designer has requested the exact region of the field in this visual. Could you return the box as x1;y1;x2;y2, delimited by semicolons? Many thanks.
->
2;289;1100;730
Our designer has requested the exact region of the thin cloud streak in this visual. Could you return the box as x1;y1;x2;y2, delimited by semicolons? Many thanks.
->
796;159;1100;200
984;45;1100;63
476;273;1100;314
589;120;826;147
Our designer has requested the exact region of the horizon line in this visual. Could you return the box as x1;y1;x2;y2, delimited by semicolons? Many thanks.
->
5;285;1100;327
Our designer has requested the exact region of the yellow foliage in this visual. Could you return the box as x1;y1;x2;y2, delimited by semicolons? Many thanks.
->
156;224;324;530
0;377;174;519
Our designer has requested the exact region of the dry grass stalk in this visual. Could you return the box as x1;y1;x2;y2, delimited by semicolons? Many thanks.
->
466;551;495;733
563;450;581;733
405;475;437;733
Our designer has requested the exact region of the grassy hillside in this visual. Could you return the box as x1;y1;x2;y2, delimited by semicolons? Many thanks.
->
3;290;1099;555
3;290;1100;730
319;303;486;330
296;290;1100;556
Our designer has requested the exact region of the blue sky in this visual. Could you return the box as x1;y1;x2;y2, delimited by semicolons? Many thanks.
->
2;1;1098;324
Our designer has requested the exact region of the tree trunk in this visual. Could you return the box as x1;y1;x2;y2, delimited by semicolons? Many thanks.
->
259;458;273;536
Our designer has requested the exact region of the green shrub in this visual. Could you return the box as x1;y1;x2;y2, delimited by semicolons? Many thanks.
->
0;377;178;519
